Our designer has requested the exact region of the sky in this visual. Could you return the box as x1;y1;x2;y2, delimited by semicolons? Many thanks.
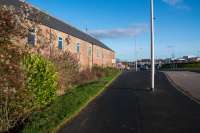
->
27;0;200;61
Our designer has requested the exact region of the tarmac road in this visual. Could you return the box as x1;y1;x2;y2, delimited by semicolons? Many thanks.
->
58;71;200;133
165;71;200;102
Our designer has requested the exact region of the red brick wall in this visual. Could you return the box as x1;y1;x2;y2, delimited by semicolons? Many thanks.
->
26;24;115;69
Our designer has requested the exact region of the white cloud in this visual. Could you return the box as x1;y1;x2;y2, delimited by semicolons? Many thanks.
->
162;0;190;10
89;24;147;39
162;0;183;6
166;45;175;49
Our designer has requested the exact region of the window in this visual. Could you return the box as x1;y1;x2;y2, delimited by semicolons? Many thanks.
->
88;47;92;56
76;43;80;53
28;28;36;46
58;37;63;49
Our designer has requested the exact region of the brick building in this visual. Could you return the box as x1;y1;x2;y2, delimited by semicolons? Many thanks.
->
1;0;116;69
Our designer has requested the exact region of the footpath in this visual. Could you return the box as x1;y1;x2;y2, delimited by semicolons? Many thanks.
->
59;71;200;133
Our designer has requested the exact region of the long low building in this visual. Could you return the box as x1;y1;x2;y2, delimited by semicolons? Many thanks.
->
1;0;116;69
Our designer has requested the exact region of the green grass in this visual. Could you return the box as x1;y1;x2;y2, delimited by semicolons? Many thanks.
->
22;72;121;133
161;62;200;69
182;62;200;68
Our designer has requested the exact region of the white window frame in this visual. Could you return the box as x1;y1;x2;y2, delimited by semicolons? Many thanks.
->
88;47;92;57
58;36;63;49
27;28;36;46
76;43;80;53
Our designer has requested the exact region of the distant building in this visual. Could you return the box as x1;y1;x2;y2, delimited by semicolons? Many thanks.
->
189;57;200;62
116;62;125;69
182;56;200;62
137;59;151;66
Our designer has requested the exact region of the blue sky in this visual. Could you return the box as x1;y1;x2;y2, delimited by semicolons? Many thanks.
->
27;0;200;61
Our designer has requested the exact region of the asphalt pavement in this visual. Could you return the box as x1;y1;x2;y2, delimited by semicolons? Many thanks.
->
165;71;200;102
58;71;200;133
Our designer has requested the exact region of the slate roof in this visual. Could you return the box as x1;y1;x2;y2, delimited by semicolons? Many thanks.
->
0;0;114;52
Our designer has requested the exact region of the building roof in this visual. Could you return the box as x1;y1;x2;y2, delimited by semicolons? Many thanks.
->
0;0;114;52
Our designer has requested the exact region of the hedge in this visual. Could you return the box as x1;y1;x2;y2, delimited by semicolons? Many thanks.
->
23;54;58;107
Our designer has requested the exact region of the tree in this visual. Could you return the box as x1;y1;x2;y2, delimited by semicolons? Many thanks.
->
0;4;42;132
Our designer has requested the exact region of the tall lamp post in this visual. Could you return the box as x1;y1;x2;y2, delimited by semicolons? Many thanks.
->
135;36;138;72
150;0;155;91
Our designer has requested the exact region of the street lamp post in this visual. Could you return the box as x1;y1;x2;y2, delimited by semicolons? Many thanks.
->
150;0;155;91
135;36;138;72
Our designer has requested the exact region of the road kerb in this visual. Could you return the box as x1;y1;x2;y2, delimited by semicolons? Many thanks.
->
54;71;122;133
164;72;200;105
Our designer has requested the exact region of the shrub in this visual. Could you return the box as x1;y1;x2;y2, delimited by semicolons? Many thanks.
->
92;66;106;78
50;49;79;95
76;66;120;85
93;66;120;77
0;4;57;132
103;67;120;76
22;71;119;133
23;54;58;106
0;44;32;132
76;68;96;84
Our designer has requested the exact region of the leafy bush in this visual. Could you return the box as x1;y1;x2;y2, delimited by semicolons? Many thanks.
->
22;70;120;133
0;44;32;132
49;49;79;95
23;54;58;106
103;67;120;76
76;66;120;85
92;66;119;77
76;68;96;84
92;66;106;78
0;4;58;132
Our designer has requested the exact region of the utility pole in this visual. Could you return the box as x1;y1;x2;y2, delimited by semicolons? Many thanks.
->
150;0;155;91
135;36;138;72
85;25;88;33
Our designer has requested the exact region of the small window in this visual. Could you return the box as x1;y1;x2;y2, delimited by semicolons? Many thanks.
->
58;37;63;49
28;29;36;46
88;47;92;56
76;43;80;53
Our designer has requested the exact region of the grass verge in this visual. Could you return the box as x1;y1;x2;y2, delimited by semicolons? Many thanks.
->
161;62;200;69
22;71;121;133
